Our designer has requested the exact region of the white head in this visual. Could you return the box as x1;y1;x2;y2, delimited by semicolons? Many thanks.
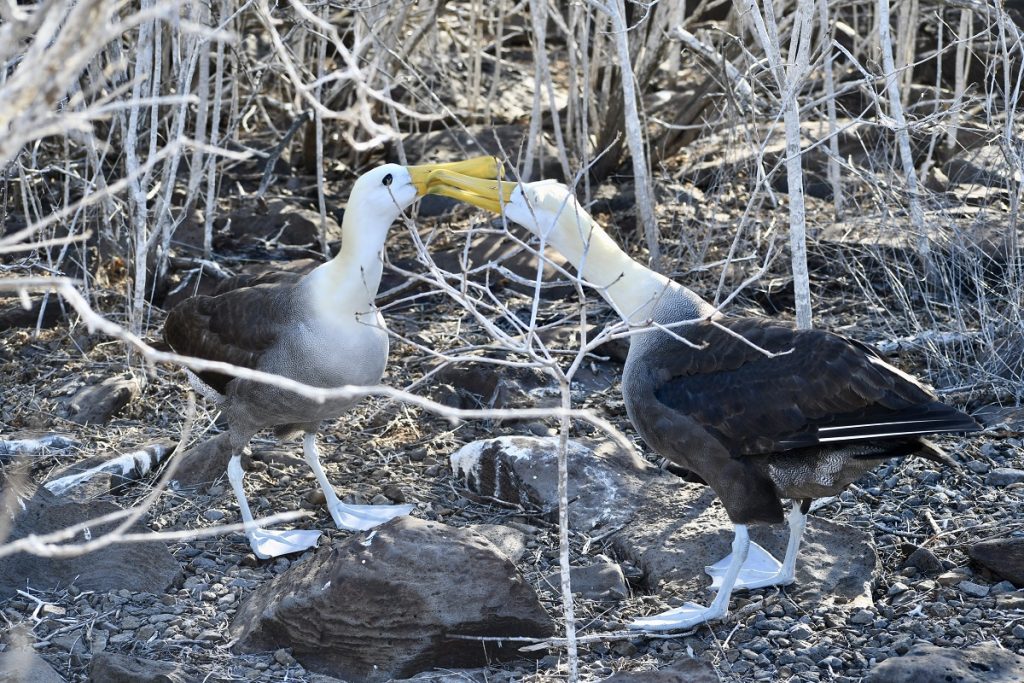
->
347;163;421;225
344;157;505;232
425;173;611;269
503;180;583;242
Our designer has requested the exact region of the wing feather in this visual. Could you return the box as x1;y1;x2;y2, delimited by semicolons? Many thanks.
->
163;274;302;394
651;318;978;456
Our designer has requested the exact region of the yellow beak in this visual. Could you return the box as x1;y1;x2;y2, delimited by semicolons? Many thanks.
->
421;170;518;215
406;156;502;196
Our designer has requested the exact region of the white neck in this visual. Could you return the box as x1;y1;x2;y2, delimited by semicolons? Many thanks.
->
544;211;674;325
307;203;390;319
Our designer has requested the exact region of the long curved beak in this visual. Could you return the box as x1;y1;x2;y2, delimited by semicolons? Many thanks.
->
406;156;502;196
422;170;518;214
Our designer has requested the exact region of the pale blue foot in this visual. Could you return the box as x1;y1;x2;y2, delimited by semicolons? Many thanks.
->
247;527;322;559
706;541;793;590
629;601;727;631
329;501;414;531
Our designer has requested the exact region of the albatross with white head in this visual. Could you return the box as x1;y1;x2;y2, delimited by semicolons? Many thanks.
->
164;156;501;559
424;170;980;630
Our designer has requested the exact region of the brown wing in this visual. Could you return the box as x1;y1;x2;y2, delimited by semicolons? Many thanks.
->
650;317;978;456
163;274;302;394
212;263;315;296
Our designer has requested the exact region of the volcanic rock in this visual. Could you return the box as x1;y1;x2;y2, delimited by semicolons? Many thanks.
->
602;659;721;682
58;373;140;425
0;489;180;600
864;642;1024;682
469;523;529;563
902;546;943;575
429;362;553;411
986;468;1024;487
450;436;877;610
543;561;629;602
88;652;198;683
450;436;660;532
220;200;341;248
230;517;553;681
0;647;66;683
615;483;877;608
944;144;1020;188
969;537;1024;586
169;433;233;490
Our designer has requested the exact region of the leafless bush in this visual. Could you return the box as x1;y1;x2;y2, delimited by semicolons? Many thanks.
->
2;0;1023;680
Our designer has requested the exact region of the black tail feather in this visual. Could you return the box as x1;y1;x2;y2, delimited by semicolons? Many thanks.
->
849;436;959;468
813;402;981;443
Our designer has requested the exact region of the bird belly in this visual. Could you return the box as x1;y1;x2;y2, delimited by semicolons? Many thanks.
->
223;317;389;430
759;447;885;500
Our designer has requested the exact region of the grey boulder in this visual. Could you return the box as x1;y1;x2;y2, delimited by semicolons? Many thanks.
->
451;436;877;610
450;436;659;532
864;643;1024;682
616;484;877;609
0;647;66;683
0;489;180;600
969;537;1024;586
88;652;199;683
58;373;140;425
602;659;721;682
230;516;554;681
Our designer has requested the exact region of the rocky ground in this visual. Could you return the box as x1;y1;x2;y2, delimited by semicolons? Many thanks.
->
2;128;1024;683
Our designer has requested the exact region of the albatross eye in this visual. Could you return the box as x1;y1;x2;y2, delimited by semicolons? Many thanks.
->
382;173;393;186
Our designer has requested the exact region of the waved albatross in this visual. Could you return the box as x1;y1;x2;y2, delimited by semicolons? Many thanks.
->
164;157;500;559
426;172;981;630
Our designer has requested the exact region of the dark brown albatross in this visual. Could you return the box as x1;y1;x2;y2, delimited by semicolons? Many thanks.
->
424;173;982;630
164;157;500;559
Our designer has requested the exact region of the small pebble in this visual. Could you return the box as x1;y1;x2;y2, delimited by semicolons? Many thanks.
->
121;616;142;629
203;509;226;522
383;485;406;503
996;594;1024;610
937;568;971;586
819;655;844;669
849;610;874;626
986;467;1024;486
991;581;1017;595
888;582;909;596
274;648;296;666
958;580;990;598
903;547;943;575
1013;624;1024;640
980;442;1001;457
790;624;813;640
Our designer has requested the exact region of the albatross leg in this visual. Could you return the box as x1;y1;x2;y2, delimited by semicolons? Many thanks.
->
302;433;414;531
629;524;751;631
706;500;807;591
226;453;322;559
